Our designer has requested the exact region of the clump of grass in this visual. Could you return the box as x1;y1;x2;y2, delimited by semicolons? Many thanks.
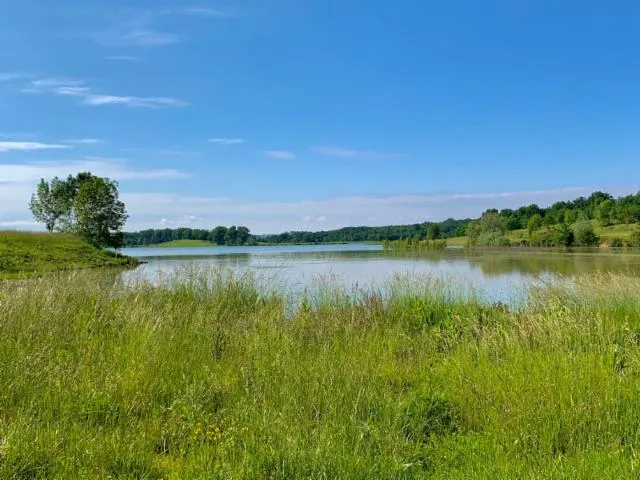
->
1;270;640;477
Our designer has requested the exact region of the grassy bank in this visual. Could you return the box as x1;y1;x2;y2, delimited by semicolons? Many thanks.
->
2;271;640;478
0;231;138;279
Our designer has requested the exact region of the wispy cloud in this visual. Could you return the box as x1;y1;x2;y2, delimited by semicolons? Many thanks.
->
91;6;231;48
313;146;403;159
91;11;180;47
0;158;188;183
0;220;40;229
182;7;227;17
114;186;621;233
264;150;295;160
65;138;103;145
209;138;244;145
2;182;636;233
0;141;69;153
122;147;201;157
0;73;31;83
105;55;141;62
24;78;187;109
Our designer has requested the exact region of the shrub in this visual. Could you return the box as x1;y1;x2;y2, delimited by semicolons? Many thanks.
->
608;237;625;248
573;222;600;247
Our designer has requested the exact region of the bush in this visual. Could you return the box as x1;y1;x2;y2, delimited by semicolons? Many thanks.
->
573;222;600;247
629;230;640;248
607;237;625;248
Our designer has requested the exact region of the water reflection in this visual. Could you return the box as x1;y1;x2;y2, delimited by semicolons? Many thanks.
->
120;245;640;304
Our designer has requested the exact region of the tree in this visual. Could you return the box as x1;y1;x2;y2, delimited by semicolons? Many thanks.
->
573;221;599;247
29;179;57;232
527;214;543;235
29;177;74;232
225;226;238;245
564;209;577;225
73;176;128;248
551;222;574;247
211;226;228;245
596;199;615;227
236;226;251;245
426;223;441;240
29;173;128;248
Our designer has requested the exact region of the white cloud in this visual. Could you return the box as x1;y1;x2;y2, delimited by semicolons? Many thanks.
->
65;138;103;145
314;146;403;159
0;73;30;83
23;78;187;109
91;11;180;47
3;178;635;233
105;55;141;62
0;159;188;183
264;150;295;160
113;186;630;233
182;7;226;16
209;138;244;145
83;94;186;108
0;220;40;229
0;142;69;153
159;214;202;226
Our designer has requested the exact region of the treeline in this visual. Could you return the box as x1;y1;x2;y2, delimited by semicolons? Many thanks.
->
256;218;470;244
124;219;470;247
475;191;640;233
466;191;640;248
124;226;254;247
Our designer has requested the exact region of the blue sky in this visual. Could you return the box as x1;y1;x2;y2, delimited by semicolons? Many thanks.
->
1;0;639;233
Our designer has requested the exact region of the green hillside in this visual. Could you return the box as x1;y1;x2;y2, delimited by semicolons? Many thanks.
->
0;231;138;279
446;222;640;247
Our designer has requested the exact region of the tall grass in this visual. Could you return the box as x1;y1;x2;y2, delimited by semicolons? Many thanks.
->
1;270;640;478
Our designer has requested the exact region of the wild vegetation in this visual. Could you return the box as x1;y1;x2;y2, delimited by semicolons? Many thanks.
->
29;173;128;249
383;238;448;251
2;269;640;478
0;231;137;279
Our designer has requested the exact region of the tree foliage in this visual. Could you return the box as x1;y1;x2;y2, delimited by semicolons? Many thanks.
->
29;173;128;248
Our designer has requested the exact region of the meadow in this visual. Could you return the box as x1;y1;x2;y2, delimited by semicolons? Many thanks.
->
2;268;640;479
0;231;137;279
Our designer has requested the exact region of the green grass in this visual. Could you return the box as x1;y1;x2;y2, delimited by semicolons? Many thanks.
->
2;269;640;478
0;231;138;279
146;239;217;248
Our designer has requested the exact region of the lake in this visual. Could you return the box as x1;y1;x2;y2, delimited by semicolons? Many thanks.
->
120;244;640;304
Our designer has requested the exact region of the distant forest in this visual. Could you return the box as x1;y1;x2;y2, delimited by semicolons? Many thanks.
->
123;191;640;247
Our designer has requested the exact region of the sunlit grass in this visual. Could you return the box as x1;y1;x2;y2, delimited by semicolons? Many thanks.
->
0;231;137;279
1;270;640;478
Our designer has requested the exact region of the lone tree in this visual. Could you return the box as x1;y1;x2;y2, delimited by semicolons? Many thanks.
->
29;172;128;249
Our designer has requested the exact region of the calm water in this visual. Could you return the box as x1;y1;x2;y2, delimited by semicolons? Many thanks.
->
120;244;640;303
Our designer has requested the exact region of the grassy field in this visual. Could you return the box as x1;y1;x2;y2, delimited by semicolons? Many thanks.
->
2;269;640;478
0;231;138;279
